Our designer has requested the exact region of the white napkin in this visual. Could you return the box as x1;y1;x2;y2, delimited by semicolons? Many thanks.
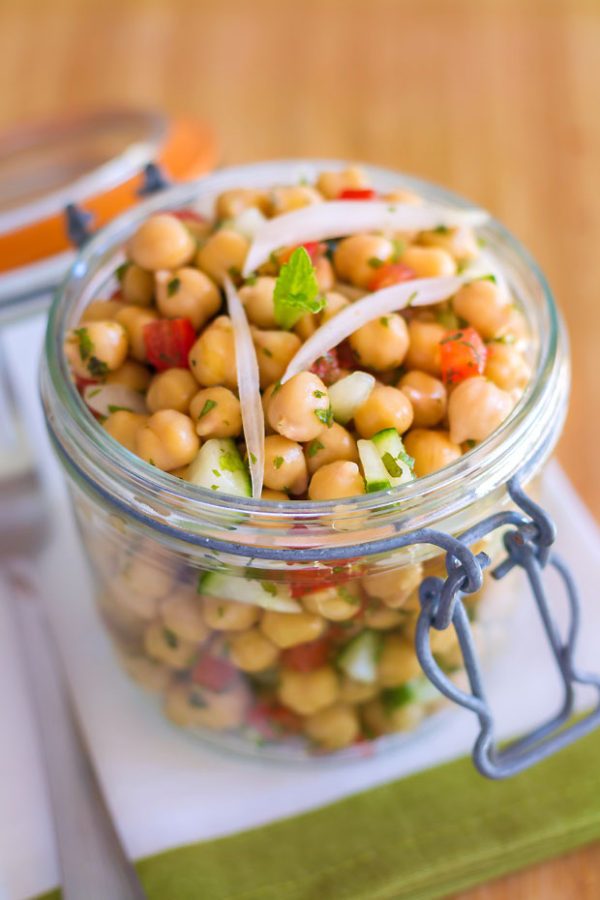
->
2;313;600;900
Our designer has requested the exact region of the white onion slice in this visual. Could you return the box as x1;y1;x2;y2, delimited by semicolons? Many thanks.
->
223;276;265;498
328;371;375;424
229;206;268;241
83;384;147;417
243;201;489;275
463;249;511;301
282;276;467;382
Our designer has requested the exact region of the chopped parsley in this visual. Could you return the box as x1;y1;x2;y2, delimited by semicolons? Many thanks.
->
228;265;241;279
273;456;284;469
433;224;450;235
390;238;405;262
74;327;93;361
249;452;257;465
163;628;179;649
262;582;278;596
115;262;130;282
379;316;390;327
245;273;258;286
167;276;181;297
382;684;415;713
314;406;334;428
87;357;109;378
307;439;325;458
273;247;324;330
487;334;515;345
107;404;132;414
313;390;326;398
199;399;217;418
367;256;384;269
262;347;273;358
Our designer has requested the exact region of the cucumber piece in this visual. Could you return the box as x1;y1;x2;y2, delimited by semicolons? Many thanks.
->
328;371;375;425
357;439;391;493
187;439;251;498
371;428;415;485
381;677;439;712
198;571;301;613
337;630;382;684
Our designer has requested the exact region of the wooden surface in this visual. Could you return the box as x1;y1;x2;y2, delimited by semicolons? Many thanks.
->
1;0;599;896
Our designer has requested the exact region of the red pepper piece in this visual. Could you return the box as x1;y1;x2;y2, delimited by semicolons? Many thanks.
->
172;209;207;224
338;188;377;200
440;327;487;385
367;262;415;292
191;654;238;692
247;702;303;737
281;638;331;672
278;241;326;265
143;317;196;372
309;342;356;385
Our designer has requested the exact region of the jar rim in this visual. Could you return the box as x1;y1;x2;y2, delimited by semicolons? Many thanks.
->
41;159;570;554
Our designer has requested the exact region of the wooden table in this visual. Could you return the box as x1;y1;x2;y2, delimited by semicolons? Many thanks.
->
1;0;599;895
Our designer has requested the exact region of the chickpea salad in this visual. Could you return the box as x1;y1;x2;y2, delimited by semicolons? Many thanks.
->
65;166;531;505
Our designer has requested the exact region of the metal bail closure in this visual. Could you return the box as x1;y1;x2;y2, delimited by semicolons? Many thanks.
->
414;475;600;779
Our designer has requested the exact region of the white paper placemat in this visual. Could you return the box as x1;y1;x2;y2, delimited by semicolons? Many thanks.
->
2;314;600;900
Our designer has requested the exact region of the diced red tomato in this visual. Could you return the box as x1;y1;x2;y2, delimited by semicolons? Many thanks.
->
247;702;303;737
172;209;207;225
278;241;326;265
110;288;123;300
74;375;100;393
336;339;357;371
367;263;415;292
143;317;196;372
310;342;356;385
338;188;377;201
191;654;238;692
440;327;487;385
281;638;331;672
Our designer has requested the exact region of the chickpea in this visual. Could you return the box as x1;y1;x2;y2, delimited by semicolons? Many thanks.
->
314;256;335;292
238;276;277;328
278;666;339;715
144;621;196;670
216;188;269;219
302;583;362;621
104;410;148;454
305;422;358;474
305;703;360;750
252;329;302;389
146;369;198;414
321;291;350;323
202;596;259;631
363;603;407;630
403;319;447;375
338;676;379;704
294;313;318;342
120;263;154;306
263;435;308;494
349;314;409;371
308;460;365;500
196;229;249;285
401;245;456;277
384;188;422;204
155;267;221;331
362;564;423;608
135;410;200;471
261;382;279;435
189;316;237;389
268;185;323;215
165;682;248;730
81;299;123;323
378;635;422;687
419;226;479;262
160;588;209;643
403;429;462;477
127;214;195;270
447;375;514;444
189;386;242;438
397;370;447;428
115;305;159;363
452;280;512;340
354;383;413;438
65;321;128;378
316;166;369;200
105;359;152;392
333;234;394;288
261;488;289;500
119;653;171;693
362;698;425;736
261;610;325;648
267;372;330;442
485;343;531;391
228;628;280;672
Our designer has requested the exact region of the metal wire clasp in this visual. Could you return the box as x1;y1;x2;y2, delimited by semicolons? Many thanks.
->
414;475;600;779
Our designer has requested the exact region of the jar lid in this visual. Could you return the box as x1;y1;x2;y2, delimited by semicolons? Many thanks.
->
0;108;217;319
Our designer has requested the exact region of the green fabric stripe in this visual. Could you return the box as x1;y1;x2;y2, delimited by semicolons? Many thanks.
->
34;725;600;900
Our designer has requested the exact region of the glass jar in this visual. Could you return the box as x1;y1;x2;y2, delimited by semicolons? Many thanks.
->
40;160;569;760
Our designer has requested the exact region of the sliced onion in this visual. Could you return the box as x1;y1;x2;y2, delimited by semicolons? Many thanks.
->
282;276;467;382
328;372;375;424
223;276;264;498
463;249;511;301
229;206;268;241
243;201;489;275
83;384;147;417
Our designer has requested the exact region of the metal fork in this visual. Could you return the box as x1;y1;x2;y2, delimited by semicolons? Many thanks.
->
0;332;146;900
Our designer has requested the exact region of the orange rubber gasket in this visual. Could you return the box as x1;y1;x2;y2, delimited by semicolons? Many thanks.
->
0;117;218;273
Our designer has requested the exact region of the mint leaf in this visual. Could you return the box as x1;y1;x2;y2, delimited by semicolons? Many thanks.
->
314;406;333;428
273;247;324;330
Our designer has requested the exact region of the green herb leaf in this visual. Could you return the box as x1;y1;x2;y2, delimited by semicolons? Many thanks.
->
87;357;109;378
307;439;325;458
115;262;130;282
199;399;217;418
163;628;179;649
390;238;405;263
167;276;181;297
273;247;324;330
249;451;257;465
433;224;450;235
314;406;334;428
273;456;284;469
107;404;133;414
74;327;93;361
382;683;416;713
245;273;258;286
367;257;384;269
313;390;326;398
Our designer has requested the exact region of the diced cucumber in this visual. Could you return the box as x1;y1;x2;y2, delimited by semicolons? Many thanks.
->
198;571;301;613
187;439;251;498
328;371;375;425
381;677;439;711
371;428;415;485
357;439;391;493
337;630;382;684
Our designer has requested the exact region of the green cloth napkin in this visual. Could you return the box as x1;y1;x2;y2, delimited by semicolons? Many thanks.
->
37;724;600;900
